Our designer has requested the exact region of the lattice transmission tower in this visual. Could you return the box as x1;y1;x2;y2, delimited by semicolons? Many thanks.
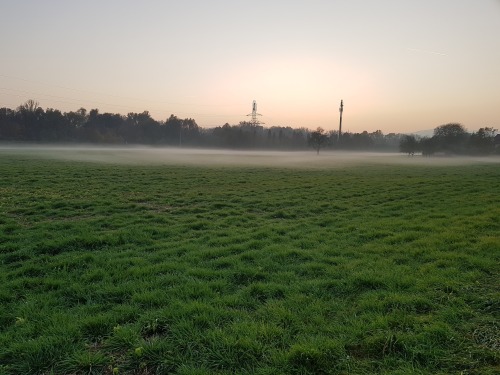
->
246;100;264;125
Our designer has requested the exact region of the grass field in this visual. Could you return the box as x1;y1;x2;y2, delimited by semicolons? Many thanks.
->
0;148;499;374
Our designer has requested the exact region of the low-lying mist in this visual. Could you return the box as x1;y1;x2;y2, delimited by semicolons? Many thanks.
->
1;144;499;168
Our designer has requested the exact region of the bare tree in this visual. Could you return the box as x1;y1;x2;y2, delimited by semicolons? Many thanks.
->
309;127;328;154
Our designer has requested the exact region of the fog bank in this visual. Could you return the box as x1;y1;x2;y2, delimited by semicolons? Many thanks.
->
1;145;499;168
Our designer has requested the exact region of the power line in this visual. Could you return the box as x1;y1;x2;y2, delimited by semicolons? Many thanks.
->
0;87;243;122
0;73;241;108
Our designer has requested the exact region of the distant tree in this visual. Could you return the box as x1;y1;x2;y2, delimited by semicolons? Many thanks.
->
163;115;185;146
339;131;372;150
181;118;201;145
43;108;69;141
65;108;87;129
420;137;436;156
327;130;338;148
0;107;22;140
385;133;405;150
495;134;500;154
309;127;328;154
468;127;497;155
16;99;44;141
399;135;419;156
433;123;468;154
82;109;124;143
370;130;385;149
19;99;39;114
352;131;374;149
126;111;159;144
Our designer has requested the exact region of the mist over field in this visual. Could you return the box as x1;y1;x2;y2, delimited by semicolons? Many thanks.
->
1;145;499;168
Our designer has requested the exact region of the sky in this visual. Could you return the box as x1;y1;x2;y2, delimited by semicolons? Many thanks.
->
1;0;499;134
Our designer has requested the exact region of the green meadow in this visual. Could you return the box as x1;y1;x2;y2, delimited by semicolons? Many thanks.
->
0;150;498;374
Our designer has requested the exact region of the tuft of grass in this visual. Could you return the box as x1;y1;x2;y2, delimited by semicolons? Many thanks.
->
59;350;109;375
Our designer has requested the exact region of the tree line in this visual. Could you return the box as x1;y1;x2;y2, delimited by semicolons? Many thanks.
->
399;123;499;156
1;100;497;154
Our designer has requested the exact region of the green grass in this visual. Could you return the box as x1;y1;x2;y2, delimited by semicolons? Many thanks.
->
0;153;499;374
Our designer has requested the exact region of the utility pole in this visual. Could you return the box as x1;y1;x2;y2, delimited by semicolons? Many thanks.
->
179;124;182;147
338;99;343;143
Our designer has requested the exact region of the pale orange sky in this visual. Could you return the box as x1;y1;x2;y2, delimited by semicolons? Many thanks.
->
1;0;499;133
